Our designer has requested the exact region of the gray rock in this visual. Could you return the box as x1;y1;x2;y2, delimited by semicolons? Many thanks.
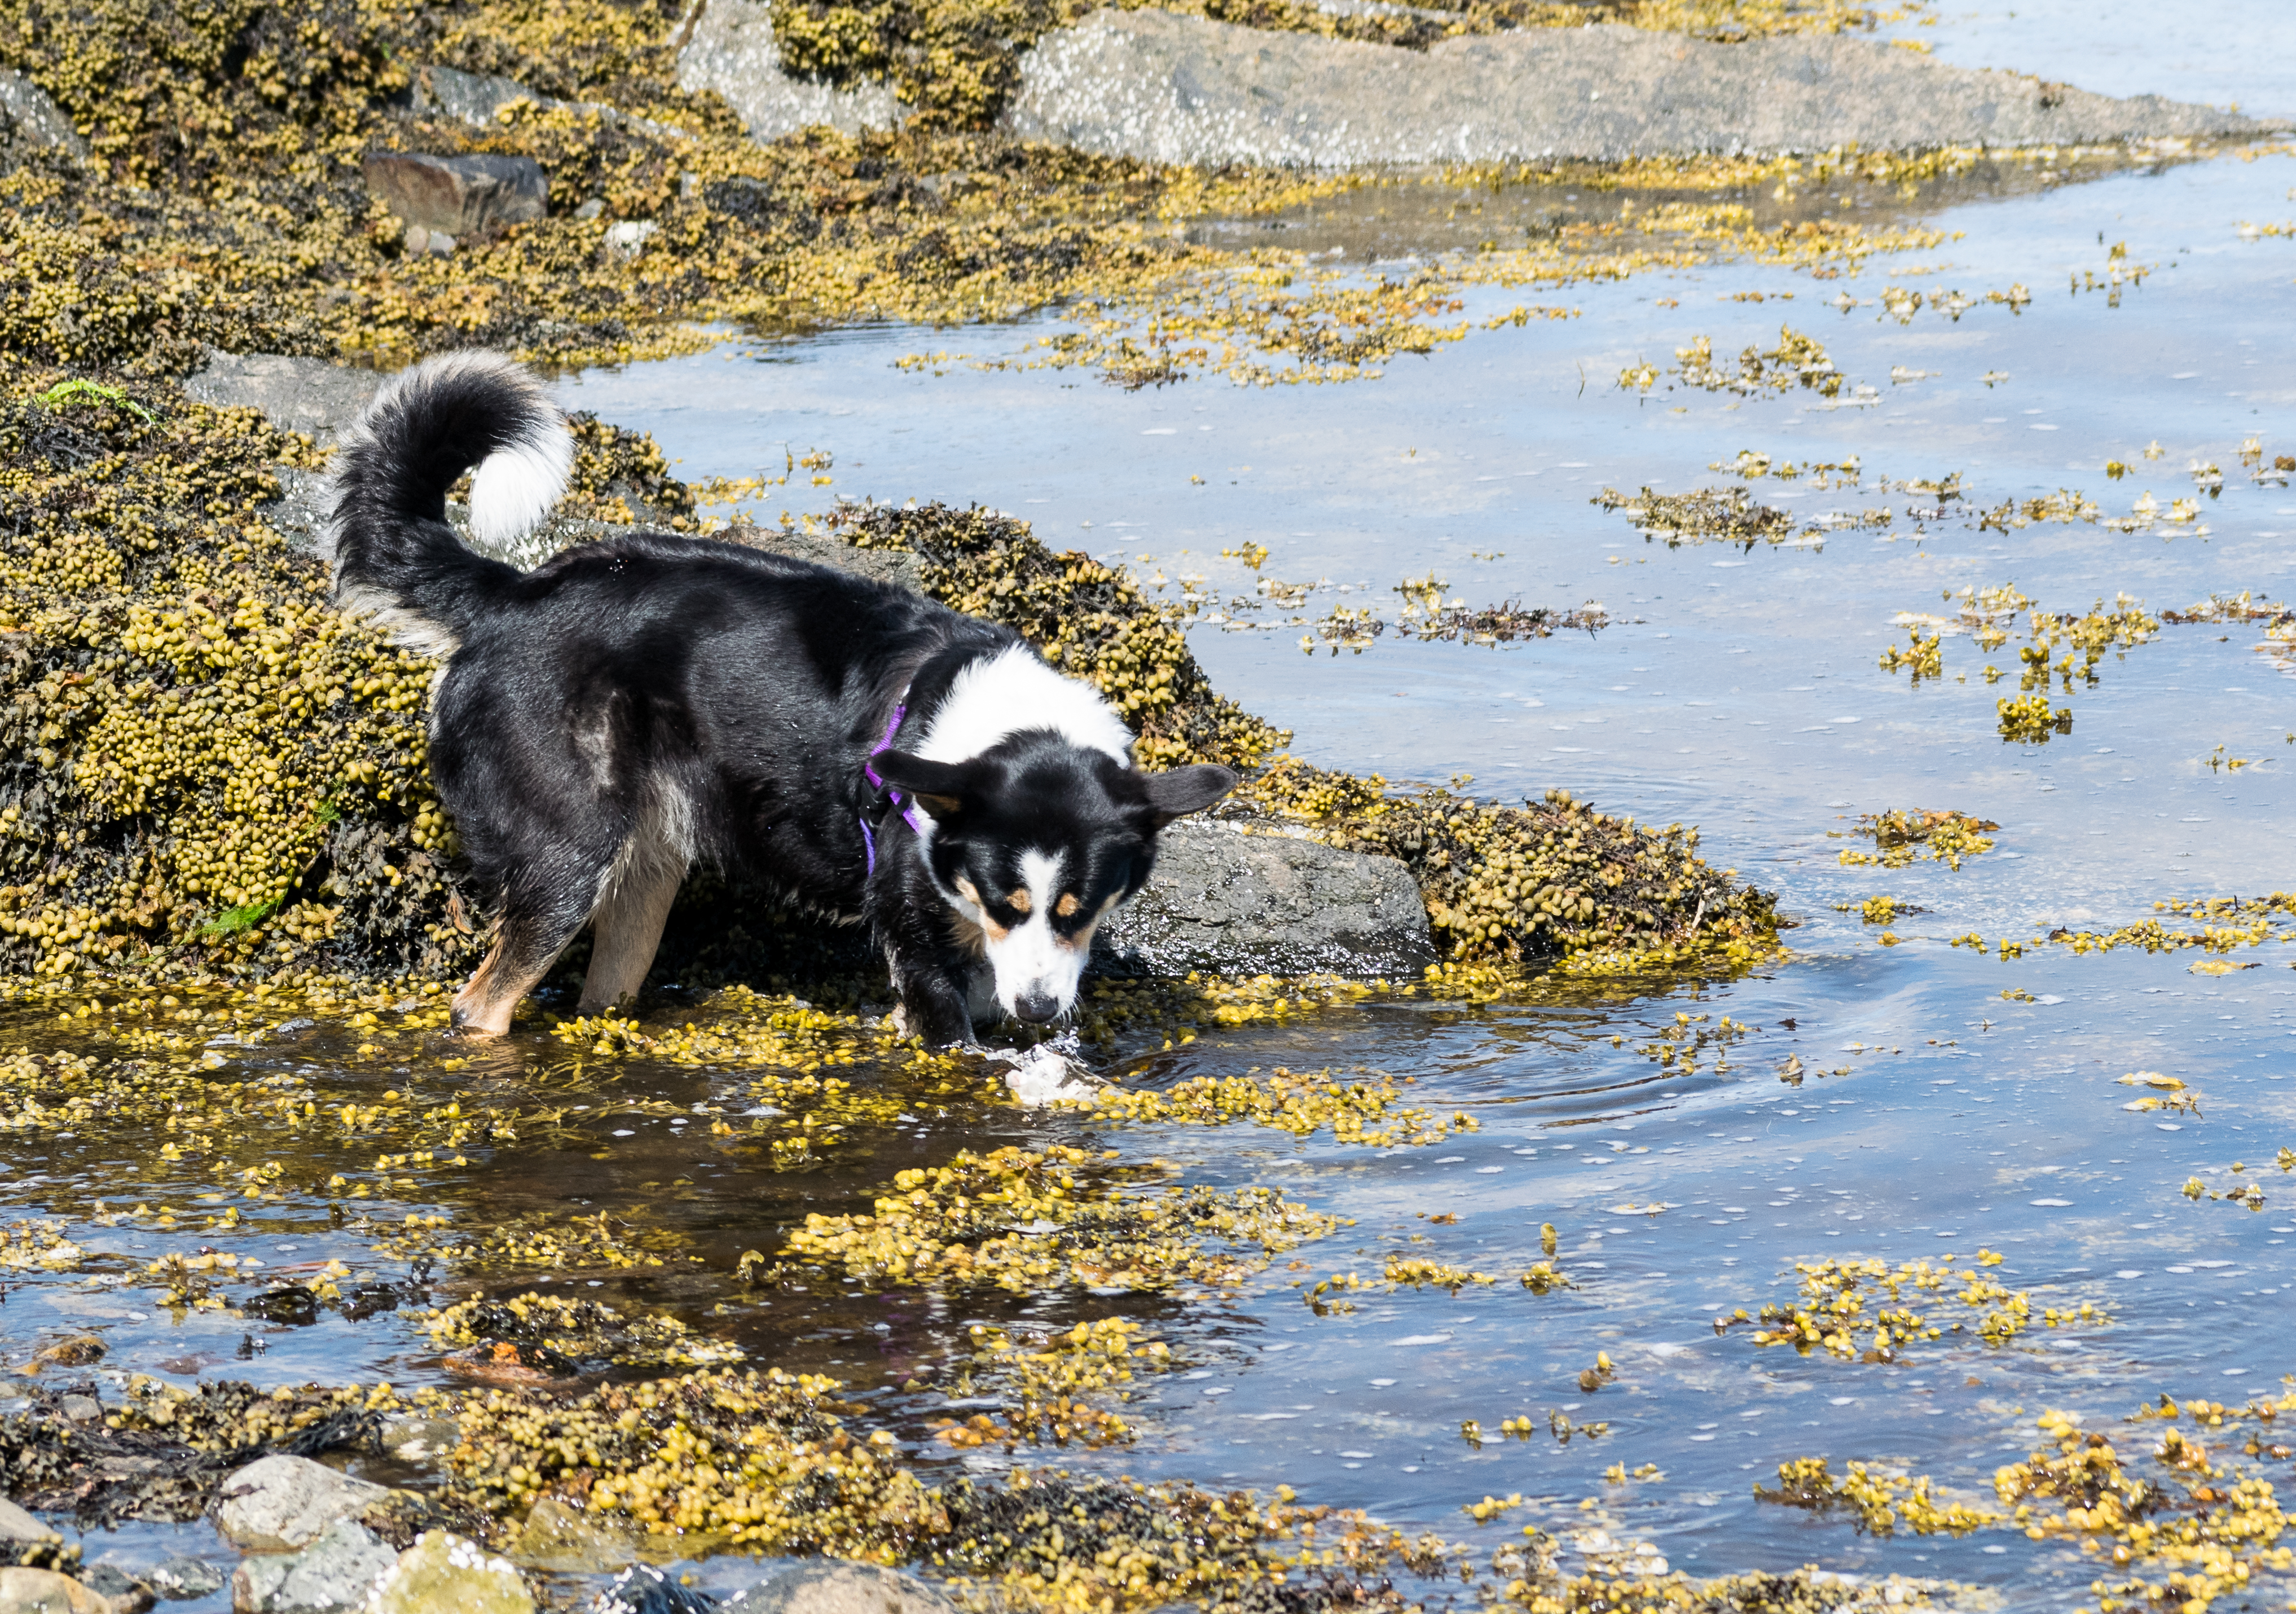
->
675;0;902;139
378;1415;460;1464
404;63;688;142
0;1497;50;1542
360;152;548;236
603;219;658;259
259;465;331;553
406;64;544;126
1003;9;2285;166
213;1454;389;1554
228;1520;396;1614
0;69;85;160
142;1560;226;1602
720;1563;954;1614
183;352;380;443
718;521;928;592
1098;816;1433;978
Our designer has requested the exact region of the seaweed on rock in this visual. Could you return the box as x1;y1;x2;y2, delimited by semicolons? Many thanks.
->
1241;759;1779;968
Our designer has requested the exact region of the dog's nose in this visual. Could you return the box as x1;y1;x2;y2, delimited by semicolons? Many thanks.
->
1014;991;1060;1023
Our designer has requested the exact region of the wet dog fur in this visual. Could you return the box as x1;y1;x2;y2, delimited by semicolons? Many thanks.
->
321;351;1235;1043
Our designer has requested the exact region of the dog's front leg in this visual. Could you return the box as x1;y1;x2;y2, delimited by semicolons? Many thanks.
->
872;859;979;1048
885;962;976;1048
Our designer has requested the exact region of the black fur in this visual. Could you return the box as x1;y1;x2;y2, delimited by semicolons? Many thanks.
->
324;353;1234;1044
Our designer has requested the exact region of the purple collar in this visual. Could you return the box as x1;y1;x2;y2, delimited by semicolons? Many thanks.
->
860;697;925;876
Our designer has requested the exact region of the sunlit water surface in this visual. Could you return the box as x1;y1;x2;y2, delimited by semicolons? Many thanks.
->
14;39;2296;1614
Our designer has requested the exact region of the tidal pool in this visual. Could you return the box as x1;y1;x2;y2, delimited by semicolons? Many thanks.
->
11;54;2296;1614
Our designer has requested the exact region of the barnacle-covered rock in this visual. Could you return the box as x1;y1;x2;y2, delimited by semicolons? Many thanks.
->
228;1518;398;1614
367;1531;535;1614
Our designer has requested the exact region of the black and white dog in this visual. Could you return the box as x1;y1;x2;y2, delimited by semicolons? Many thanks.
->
322;352;1235;1043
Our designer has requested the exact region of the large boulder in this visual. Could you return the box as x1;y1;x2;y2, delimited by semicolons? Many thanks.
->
359;152;548;238
212;1454;389;1554
1002;8;2284;166
1097;816;1433;979
228;1519;397;1613
675;0;901;139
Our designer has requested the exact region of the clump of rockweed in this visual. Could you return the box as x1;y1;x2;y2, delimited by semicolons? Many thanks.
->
0;372;694;982
420;1291;745;1380
1241;758;1778;967
433;1364;1441;1611
828;500;1285;769
1593;485;1804;549
0;1376;386;1525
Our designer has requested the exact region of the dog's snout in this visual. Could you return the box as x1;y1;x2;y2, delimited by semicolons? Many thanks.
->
1014;990;1061;1023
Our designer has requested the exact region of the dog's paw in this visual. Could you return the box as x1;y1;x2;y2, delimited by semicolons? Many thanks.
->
886;1003;913;1041
987;1040;1105;1107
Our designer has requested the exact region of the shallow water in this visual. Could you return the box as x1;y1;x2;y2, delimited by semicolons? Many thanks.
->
14;56;2296;1614
1881;0;2296;124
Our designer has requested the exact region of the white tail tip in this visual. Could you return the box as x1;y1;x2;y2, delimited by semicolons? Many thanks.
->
468;417;575;555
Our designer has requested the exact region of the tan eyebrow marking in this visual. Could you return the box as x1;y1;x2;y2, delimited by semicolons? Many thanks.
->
1008;888;1032;914
954;876;982;908
1055;892;1080;918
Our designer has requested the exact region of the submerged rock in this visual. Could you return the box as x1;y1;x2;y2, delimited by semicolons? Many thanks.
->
213;1455;389;1554
140;1559;226;1602
227;1519;395;1614
1004;8;2284;166
0;69;85;160
359;152;548;237
366;1532;534;1614
72;1565;150;1613
1097;817;1434;979
719;1563;954;1614
504;1497;636;1573
675;0;902;140
0;1569;112;1614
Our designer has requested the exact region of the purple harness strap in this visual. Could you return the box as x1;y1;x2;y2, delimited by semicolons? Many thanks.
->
859;699;926;876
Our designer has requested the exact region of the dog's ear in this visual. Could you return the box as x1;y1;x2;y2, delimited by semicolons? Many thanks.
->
872;751;977;821
1139;763;1239;829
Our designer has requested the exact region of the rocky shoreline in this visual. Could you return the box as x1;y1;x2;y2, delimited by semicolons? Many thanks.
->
678;0;2284;164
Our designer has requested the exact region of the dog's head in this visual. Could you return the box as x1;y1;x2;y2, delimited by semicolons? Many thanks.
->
871;733;1235;1024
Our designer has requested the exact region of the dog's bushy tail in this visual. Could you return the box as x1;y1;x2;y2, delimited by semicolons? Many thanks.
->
322;350;573;654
